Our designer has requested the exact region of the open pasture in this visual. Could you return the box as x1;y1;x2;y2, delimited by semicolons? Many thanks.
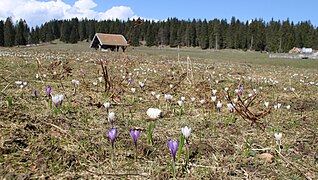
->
0;43;317;179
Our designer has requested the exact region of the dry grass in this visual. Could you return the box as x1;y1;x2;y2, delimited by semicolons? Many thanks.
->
0;44;317;179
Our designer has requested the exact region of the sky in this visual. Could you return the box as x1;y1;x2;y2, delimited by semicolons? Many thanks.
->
0;0;317;27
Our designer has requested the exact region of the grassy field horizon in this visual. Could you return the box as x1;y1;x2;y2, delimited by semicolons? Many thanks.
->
0;41;317;179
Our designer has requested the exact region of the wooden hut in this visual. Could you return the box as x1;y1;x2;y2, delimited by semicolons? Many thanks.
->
89;33;129;52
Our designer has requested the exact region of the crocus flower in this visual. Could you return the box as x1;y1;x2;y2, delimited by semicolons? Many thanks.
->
131;87;136;94
274;132;283;152
15;80;22;85
108;128;118;148
130;129;141;147
46;86;51;97
286;105;291;111
211;96;217;102
33;89;37;96
52;94;64;108
155;94;160;100
168;139;179;162
165;94;173;102
138;81;145;88
238;86;243;95
200;99;205;104
71;79;80;86
181;126;191;144
217;101;222;112
108;112;115;126
104;101;110;109
177;100;183;106
212;89;217;95
146;108;162;119
264;101;269;108
180;96;186;101
227;103;234;113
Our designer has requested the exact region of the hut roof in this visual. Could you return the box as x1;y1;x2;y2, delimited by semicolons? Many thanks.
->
90;33;128;47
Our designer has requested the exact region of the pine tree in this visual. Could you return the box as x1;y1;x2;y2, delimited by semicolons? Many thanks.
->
158;21;169;46
69;18;79;43
146;22;155;46
169;18;178;47
60;20;71;43
15;19;27;45
200;19;209;49
79;19;87;41
30;27;40;44
4;17;15;47
0;20;4;46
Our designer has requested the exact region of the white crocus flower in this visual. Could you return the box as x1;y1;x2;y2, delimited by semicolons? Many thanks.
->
98;77;103;83
212;89;217;95
165;94;173;102
181;126;192;143
155;94;160;100
224;87;229;92
108;112;115;123
146;108;162;119
35;74;39;79
286;105;291;111
72;79;80;86
211;96;217;102
180;96;186;101
104;102;110;109
138;81;145;88
131;87;136;94
191;97;196;102
227;103;234;113
52;94;64;107
199;99;205;104
217;101;222;111
264;101;269;108
275;103;281;110
274;132;283;147
15;80;22;85
177;100;183;106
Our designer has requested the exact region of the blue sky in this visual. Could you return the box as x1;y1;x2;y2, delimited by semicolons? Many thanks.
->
0;0;317;27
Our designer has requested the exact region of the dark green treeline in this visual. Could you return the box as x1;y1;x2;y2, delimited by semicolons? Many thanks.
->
0;16;317;52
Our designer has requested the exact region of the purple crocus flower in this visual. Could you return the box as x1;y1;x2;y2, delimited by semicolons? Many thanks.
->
168;139;179;162
128;79;133;85
238;86;243;96
108;128;118;148
33;89;37;96
130;129;141;147
46;86;51;97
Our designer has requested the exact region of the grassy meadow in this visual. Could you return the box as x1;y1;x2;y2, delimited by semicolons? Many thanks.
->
0;42;317;179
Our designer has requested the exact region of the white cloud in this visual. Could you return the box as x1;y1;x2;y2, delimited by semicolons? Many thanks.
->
0;0;137;27
99;6;134;20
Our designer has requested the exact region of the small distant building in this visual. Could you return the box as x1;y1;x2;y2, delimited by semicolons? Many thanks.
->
89;33;129;52
301;47;313;53
289;47;301;54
